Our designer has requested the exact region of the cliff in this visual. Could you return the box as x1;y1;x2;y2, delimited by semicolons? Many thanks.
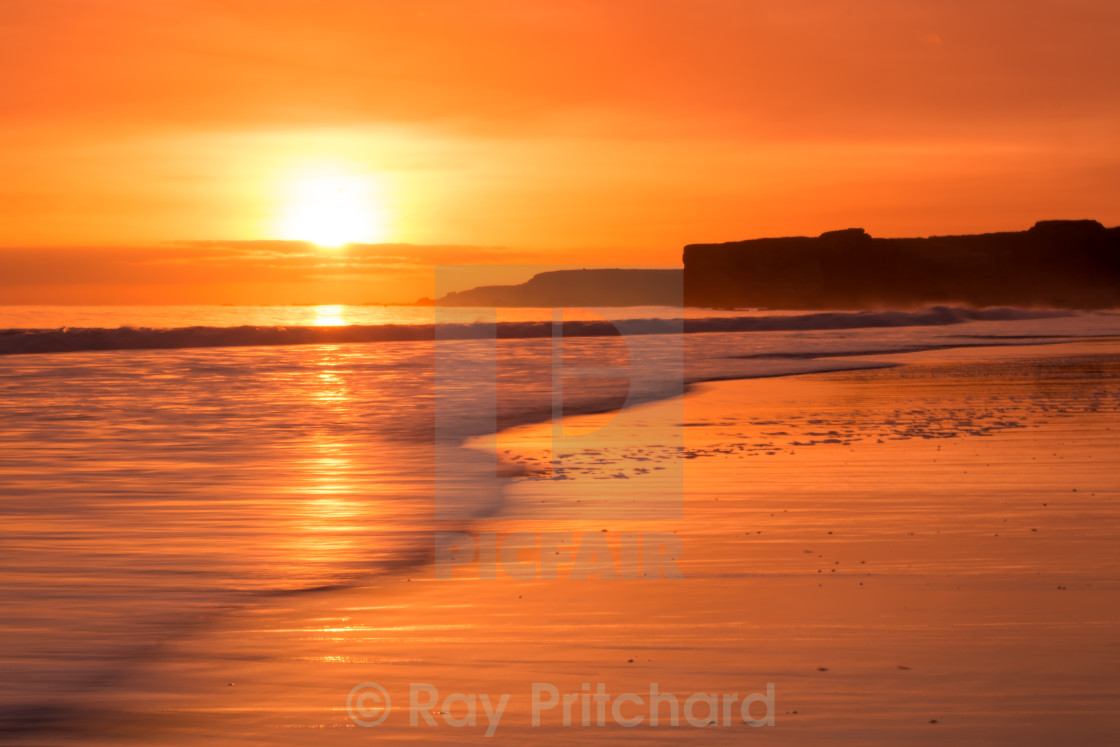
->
434;268;682;307
683;220;1120;309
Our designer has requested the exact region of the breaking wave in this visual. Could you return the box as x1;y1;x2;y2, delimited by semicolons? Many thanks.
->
0;306;1074;356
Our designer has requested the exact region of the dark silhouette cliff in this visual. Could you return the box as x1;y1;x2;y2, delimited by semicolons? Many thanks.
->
684;221;1120;309
435;268;682;307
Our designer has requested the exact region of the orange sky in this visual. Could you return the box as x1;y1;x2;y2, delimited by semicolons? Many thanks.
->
2;0;1119;304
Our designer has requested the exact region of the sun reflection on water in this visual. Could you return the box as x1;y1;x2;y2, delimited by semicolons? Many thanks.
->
281;350;370;573
313;305;347;327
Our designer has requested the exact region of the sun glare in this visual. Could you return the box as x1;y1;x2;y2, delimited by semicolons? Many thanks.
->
278;171;388;247
313;304;347;327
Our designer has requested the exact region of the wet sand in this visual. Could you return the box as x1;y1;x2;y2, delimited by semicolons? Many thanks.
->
39;340;1120;745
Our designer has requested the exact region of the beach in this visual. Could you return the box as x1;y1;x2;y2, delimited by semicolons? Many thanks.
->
6;1;1120;743
20;338;1116;745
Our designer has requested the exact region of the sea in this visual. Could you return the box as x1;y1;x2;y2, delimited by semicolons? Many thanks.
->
2;303;1119;733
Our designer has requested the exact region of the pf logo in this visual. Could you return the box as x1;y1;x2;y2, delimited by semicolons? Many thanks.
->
433;265;684;522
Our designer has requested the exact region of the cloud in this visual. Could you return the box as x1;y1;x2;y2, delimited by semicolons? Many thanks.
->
0;242;537;283
0;241;616;304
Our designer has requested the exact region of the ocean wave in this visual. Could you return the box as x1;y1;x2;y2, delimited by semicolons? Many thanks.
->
0;306;1074;356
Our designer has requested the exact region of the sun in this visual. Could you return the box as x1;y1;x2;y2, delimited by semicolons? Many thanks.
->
278;171;389;247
